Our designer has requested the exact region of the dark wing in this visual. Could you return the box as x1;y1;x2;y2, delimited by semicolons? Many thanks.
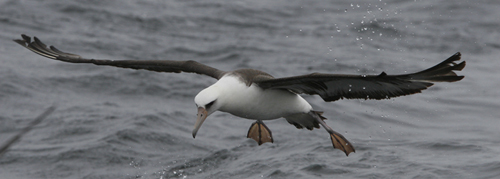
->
13;34;226;79
255;52;465;102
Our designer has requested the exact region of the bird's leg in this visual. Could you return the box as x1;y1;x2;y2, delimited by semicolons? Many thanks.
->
247;120;273;145
309;111;355;156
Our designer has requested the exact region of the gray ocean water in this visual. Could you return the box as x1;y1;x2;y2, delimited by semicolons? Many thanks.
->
1;0;500;178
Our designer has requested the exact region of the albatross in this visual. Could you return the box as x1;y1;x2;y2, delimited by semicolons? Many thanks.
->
13;34;466;156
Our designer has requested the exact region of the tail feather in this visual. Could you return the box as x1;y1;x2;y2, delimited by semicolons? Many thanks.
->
312;110;327;120
285;110;326;130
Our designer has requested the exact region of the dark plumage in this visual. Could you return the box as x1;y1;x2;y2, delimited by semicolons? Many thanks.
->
14;34;465;156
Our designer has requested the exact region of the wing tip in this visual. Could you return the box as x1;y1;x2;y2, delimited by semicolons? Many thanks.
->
14;34;84;60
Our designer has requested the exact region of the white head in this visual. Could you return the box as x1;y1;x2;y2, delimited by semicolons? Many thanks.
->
192;86;222;138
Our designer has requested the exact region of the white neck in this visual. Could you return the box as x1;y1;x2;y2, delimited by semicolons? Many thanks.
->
197;75;312;120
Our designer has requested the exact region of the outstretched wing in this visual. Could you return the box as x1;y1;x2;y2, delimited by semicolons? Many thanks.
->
13;34;226;79
255;52;465;102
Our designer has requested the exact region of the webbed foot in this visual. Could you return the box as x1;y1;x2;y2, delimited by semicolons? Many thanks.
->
247;120;273;145
328;130;355;156
310;111;355;156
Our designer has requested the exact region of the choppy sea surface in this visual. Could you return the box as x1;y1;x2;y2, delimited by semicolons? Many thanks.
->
1;0;500;178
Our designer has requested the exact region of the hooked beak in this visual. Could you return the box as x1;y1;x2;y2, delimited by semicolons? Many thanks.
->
192;107;208;138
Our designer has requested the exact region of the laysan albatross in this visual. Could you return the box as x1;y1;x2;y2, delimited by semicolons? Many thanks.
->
14;34;466;156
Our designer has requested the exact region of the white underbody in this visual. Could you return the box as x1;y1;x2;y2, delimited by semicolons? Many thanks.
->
200;75;313;120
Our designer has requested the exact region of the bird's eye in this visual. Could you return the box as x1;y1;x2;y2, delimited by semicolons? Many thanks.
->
206;100;216;109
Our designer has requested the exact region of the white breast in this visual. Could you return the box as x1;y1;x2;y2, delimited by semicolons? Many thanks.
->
212;76;312;120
